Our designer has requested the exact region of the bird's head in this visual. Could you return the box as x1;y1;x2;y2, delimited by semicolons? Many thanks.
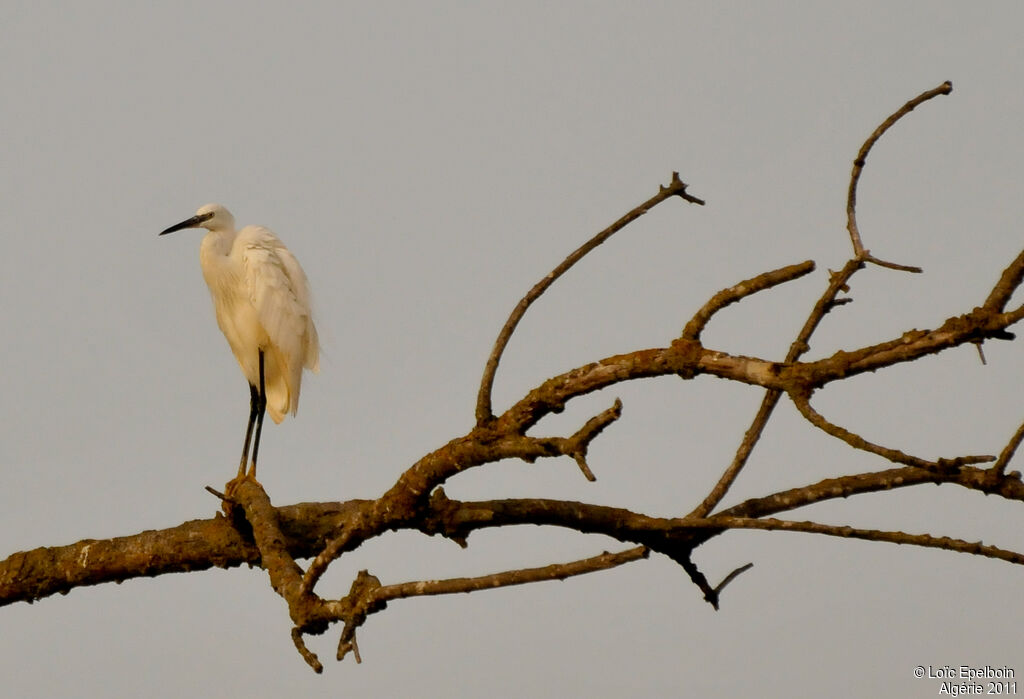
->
159;203;235;235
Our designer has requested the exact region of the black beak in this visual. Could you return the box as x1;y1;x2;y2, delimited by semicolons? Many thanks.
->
159;211;214;236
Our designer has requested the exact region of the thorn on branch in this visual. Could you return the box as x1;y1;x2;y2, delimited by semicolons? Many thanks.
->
826;297;853;311
973;341;988;365
660;171;706;206
828;268;853;292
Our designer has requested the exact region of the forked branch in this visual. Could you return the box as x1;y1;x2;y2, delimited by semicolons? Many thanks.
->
475;172;704;426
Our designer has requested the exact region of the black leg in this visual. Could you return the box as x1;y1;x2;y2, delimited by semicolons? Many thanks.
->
247;349;267;478
238;382;259;478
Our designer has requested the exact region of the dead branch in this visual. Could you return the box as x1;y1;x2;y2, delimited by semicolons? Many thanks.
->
689;516;1024;566
789;389;995;469
681;260;816;341
846;80;952;261
993;420;1024;476
475;171;704;426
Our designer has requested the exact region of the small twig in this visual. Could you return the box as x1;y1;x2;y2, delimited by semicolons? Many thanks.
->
302;524;359;595
333;547;649;664
681;260;816;341
377;546;649;603
847;81;952;257
337;631;361;664
675;557;752;610
862;253;922;274
332;570;382;664
992;419;1024;475
712;562;754;601
475;172;703;426
984;247;1024;312
790;390;994;469
563;398;623;481
507;399;623;481
204;485;228;501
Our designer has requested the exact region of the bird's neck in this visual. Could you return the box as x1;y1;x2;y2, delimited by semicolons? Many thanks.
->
200;228;237;258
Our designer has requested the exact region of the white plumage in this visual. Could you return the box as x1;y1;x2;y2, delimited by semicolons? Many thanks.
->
160;203;319;476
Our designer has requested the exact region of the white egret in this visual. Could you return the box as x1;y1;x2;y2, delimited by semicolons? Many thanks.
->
160;204;319;480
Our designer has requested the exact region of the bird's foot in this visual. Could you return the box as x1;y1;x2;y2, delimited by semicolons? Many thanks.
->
224;470;262;499
245;463;263;487
221;468;262;519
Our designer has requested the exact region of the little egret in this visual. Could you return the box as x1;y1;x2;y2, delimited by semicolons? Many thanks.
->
160;204;319;480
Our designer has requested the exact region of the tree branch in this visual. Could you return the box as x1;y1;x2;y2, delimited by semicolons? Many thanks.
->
846;80;952;261
475;172;704;426
689;516;1024;567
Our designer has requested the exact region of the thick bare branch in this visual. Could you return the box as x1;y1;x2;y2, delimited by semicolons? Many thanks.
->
5;462;1024;611
492;303;1024;439
229;479;306;603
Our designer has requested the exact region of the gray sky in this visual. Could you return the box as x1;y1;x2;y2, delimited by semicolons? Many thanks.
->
2;2;1023;697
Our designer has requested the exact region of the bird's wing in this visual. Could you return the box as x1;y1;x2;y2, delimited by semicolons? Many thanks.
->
273;234;319;373
239;226;318;373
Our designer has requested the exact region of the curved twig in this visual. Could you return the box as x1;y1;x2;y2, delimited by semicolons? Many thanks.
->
789;389;994;469
846;80;952;262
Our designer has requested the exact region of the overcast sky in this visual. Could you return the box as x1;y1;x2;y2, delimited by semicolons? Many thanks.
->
2;3;1023;697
